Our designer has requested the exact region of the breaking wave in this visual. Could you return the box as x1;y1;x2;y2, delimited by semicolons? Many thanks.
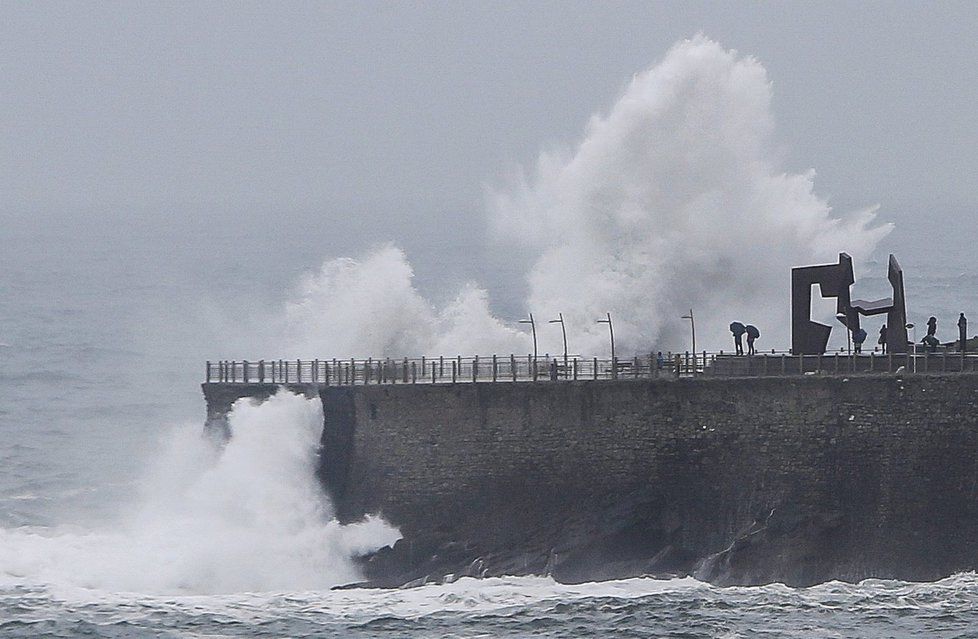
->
0;391;398;594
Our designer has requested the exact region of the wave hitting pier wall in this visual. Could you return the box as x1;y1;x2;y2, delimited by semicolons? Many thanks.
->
201;374;978;587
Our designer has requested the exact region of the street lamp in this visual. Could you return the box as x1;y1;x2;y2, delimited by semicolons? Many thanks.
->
596;312;615;364
906;322;916;373
836;312;852;356
549;313;568;366
519;313;537;361
681;308;696;363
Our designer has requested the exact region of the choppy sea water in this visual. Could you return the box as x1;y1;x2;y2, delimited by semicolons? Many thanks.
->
3;575;978;638
3;210;978;638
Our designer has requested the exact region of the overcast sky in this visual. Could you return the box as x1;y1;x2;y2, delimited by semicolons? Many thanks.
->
3;1;977;238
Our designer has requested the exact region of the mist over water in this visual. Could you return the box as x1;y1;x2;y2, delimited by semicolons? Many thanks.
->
271;37;889;360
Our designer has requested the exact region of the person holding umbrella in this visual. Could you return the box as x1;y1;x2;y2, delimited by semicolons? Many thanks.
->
730;322;746;356
745;324;760;355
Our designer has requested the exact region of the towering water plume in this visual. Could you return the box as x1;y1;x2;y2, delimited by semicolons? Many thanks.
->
490;35;890;353
276;36;889;358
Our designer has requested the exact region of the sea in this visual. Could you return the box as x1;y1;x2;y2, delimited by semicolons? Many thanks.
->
3;207;978;639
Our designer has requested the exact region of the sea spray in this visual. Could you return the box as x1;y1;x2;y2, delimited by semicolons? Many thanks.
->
282;244;529;358
0;391;399;594
273;36;890;358
490;35;891;353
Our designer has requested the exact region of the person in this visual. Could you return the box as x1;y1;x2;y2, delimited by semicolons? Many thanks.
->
656;351;665;369
878;324;887;354
923;334;940;352
927;316;937;337
853;327;867;354
730;322;746;356
959;313;968;353
745;324;760;355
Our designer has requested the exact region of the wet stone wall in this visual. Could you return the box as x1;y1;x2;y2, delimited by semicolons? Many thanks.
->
203;373;978;586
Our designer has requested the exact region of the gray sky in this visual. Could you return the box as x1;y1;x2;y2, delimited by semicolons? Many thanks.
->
3;1;977;237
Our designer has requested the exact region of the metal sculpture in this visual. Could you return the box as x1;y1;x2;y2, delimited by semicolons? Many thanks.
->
791;253;907;355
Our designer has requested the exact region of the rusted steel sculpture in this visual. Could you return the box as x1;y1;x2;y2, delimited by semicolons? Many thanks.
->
791;253;907;355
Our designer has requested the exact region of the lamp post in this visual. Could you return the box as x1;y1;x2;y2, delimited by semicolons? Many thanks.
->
836;312;852;353
549;313;568;366
681;308;696;368
906;322;916;373
596;313;615;376
519;313;538;362
836;312;853;371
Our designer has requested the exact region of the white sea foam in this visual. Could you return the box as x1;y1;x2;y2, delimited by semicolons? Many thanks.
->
273;36;889;359
0;391;399;595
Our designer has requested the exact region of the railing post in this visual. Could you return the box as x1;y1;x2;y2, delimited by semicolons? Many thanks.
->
244;360;250;383
457;355;462;382
573;357;578;380
492;355;498;382
206;361;211;383
511;354;517;382
411;361;417;383
313;359;318;383
452;360;457;383
674;354;681;378
440;356;445;378
421;356;426;379
232;361;237;383
431;362;437;384
296;359;302;383
350;358;355;385
532;355;538;382
633;356;639;378
473;356;479;382
612;356;618;380
401;357;408;383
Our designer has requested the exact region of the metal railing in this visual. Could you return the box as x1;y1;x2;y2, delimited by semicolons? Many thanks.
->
205;350;978;385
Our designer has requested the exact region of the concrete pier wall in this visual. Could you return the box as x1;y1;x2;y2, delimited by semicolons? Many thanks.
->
202;373;978;586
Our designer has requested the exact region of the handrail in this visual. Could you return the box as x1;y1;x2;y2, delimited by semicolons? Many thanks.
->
204;350;978;385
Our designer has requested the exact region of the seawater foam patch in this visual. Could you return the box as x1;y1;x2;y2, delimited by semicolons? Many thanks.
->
0;391;400;596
